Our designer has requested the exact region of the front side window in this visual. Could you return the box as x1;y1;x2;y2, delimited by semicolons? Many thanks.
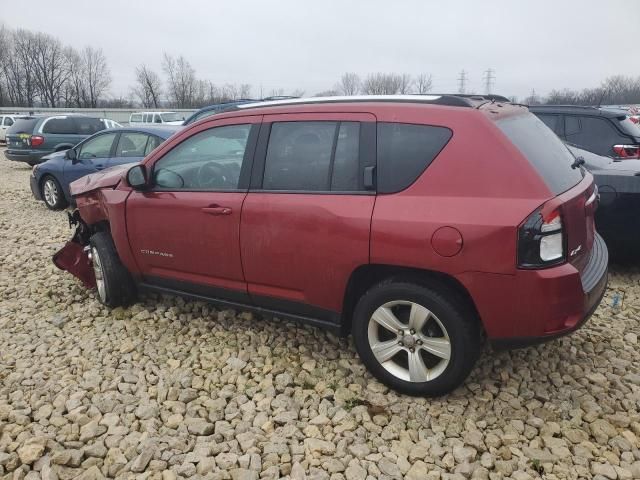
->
74;117;104;135
78;133;117;159
116;132;149;157
262;121;362;192
4;117;14;127
153;124;251;190
377;122;453;194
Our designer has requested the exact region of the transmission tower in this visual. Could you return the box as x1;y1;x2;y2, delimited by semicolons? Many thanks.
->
483;68;495;94
457;70;467;94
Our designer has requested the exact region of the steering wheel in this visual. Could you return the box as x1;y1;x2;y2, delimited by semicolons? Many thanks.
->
196;162;227;188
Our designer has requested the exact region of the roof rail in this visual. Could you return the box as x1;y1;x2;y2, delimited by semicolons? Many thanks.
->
233;94;482;111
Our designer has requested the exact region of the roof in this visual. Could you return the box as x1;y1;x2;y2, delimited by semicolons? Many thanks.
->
233;94;506;112
109;125;180;138
130;111;177;115
528;105;628;118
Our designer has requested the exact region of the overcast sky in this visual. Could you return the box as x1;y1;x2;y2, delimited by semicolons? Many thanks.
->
2;0;639;100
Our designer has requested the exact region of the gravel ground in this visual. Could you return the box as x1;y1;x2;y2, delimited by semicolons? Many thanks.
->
2;152;640;480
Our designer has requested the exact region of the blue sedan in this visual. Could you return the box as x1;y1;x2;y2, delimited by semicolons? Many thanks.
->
30;126;179;210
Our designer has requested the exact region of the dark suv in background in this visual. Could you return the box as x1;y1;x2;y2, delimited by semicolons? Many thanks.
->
5;115;105;165
530;105;640;159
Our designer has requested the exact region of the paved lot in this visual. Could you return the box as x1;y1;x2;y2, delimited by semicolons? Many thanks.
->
1;150;640;480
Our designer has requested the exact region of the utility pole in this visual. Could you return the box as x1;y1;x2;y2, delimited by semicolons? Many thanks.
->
457;70;467;94
483;68;495;94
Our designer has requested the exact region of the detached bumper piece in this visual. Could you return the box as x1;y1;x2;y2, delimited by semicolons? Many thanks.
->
52;211;96;289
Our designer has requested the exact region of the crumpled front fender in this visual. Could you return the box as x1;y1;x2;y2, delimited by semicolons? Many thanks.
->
53;241;96;289
52;210;96;289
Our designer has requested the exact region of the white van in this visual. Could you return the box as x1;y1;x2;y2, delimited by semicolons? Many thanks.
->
129;112;184;126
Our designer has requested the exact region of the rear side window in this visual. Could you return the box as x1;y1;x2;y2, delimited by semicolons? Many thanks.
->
43;118;76;134
131;114;142;123
7;118;38;134
262;121;362;192
144;135;163;156
116;132;149;157
497;113;583;195
565;116;626;156
73;117;104;135
4;117;14;126
377;123;452;194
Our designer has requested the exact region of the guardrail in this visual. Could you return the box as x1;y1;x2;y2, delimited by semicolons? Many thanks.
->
0;107;197;123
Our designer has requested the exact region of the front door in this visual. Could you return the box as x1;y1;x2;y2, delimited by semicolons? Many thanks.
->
125;116;260;299
241;113;376;321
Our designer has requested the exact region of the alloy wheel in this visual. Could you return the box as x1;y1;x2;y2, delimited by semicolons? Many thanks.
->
43;179;58;207
367;300;451;383
91;247;106;302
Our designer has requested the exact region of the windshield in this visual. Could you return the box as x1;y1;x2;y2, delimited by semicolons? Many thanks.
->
497;113;584;195
161;113;183;122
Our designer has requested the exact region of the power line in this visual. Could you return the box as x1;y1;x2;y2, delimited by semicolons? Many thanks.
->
483;68;495;94
457;70;467;94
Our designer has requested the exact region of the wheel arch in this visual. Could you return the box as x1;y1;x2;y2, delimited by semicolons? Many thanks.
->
341;264;484;335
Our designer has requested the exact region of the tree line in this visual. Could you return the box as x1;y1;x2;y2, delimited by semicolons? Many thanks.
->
0;26;111;108
1;26;640;109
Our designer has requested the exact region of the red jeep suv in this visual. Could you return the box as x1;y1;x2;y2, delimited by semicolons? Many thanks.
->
54;95;608;396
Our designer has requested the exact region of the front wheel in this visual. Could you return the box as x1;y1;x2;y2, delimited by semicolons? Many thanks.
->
352;280;481;396
41;175;68;210
89;232;136;307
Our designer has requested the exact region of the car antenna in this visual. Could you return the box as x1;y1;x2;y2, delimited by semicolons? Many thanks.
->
596;87;608;108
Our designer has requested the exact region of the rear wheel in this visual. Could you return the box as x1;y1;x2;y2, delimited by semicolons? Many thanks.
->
352;280;481;396
41;175;68;210
89;232;136;307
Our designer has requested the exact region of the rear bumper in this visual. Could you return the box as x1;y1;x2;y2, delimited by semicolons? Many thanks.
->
459;234;608;349
5;149;46;164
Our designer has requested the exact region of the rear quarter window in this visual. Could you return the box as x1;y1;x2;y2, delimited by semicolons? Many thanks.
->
377;122;452;194
42;118;76;134
497;113;583;195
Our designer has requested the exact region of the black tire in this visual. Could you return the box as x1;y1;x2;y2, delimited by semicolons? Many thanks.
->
40;175;68;210
352;280;481;397
89;231;136;308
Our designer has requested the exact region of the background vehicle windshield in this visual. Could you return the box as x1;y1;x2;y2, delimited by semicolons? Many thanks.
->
7;118;38;134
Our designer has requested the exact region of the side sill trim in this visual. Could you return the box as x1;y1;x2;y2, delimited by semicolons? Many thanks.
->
137;282;346;336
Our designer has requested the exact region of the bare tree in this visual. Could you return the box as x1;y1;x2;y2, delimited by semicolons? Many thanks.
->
415;73;433;94
7;29;39;106
314;89;339;97
82;47;111;107
132;65;162;108
162;53;197;108
64;47;85;107
336;72;360;96
398;74;413;94
362;73;402;95
30;31;70;107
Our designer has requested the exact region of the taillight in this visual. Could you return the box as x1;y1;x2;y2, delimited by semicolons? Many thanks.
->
518;207;565;268
613;144;640;159
630;117;639;124
29;135;45;147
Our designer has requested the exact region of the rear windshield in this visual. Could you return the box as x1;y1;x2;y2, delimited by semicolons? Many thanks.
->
7;118;38;134
497;113;583;195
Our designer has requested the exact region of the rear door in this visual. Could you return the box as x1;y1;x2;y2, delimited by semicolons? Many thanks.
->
241;112;376;321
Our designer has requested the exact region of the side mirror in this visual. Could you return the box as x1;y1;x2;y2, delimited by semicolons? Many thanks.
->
127;164;148;190
66;148;77;162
